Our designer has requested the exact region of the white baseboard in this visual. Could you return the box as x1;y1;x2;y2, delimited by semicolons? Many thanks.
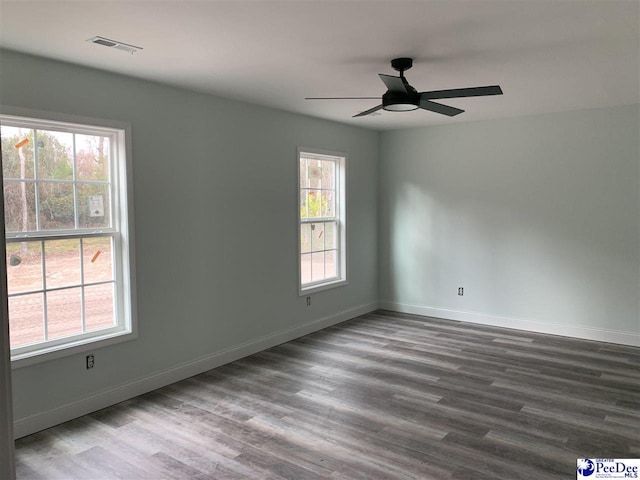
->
379;301;640;347
14;302;378;439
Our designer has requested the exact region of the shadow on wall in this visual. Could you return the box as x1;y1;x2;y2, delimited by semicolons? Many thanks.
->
389;184;436;303
387;180;596;327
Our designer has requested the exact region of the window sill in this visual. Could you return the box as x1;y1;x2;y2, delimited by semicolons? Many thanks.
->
299;278;348;296
11;329;137;369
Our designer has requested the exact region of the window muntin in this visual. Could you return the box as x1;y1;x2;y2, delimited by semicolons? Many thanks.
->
298;150;346;293
1;113;134;363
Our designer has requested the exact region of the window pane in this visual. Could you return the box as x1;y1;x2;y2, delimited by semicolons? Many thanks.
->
8;294;44;348
322;190;335;218
83;237;113;284
85;283;115;331
299;189;308;219
78;183;110;229
46;288;82;340
321;160;335;190
311;223;325;252
301;253;311;285
76;134;110;182
325;250;337;278
299;157;308;189
311;252;325;282
44;239;81;289
1;128;34;179
39;182;75;230
36;130;73;180
6;241;42;294
307;159;323;189
324;222;336;250
3;181;36;232
300;224;311;254
306;190;323;218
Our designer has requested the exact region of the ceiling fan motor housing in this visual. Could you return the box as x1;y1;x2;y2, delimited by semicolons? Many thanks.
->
391;57;413;73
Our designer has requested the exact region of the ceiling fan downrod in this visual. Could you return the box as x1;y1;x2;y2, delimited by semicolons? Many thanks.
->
390;57;413;77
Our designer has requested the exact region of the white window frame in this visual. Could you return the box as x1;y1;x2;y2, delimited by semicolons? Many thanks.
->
1;107;137;368
298;148;347;295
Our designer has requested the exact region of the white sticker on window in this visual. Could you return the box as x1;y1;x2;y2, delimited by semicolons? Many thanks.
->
89;195;104;217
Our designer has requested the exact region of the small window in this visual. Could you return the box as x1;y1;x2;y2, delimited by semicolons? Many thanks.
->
1;111;136;365
298;149;346;293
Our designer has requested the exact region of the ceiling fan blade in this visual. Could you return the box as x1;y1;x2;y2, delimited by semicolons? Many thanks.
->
305;97;380;100
379;74;408;93
419;99;464;117
353;104;383;118
420;85;503;99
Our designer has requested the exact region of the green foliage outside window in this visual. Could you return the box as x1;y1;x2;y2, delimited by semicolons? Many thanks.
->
300;191;328;219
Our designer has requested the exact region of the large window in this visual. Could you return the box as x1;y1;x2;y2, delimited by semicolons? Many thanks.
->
298;149;346;293
1;111;136;365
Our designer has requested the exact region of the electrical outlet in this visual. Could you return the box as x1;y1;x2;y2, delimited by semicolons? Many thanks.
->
458;287;464;296
86;354;95;369
306;296;311;306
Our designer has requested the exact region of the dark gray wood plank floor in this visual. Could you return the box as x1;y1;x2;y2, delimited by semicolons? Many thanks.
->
14;310;640;479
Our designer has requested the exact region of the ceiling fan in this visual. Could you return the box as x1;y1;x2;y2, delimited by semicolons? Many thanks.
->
306;58;503;118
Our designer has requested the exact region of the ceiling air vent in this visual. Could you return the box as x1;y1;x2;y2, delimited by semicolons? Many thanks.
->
88;36;142;54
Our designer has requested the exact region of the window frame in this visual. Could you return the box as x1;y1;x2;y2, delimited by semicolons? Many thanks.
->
297;147;347;295
1;107;137;368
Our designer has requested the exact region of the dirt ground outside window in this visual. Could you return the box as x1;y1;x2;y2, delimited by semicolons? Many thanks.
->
6;247;114;348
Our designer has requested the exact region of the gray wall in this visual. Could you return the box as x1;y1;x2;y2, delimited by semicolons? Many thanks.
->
379;105;640;340
0;49;379;428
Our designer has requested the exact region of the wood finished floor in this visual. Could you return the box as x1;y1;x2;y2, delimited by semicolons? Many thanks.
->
15;310;640;479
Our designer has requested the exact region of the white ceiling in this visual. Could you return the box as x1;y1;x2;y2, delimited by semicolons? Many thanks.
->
1;1;638;130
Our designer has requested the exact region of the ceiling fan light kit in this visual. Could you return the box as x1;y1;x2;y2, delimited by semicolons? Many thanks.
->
382;91;419;112
306;57;503;118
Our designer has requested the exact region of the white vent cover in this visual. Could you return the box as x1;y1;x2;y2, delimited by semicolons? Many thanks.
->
88;36;142;54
